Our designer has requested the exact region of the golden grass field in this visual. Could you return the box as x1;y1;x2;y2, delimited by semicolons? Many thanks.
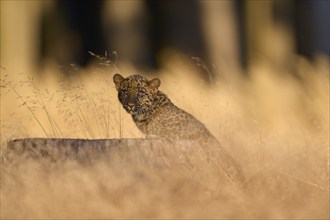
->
1;53;329;219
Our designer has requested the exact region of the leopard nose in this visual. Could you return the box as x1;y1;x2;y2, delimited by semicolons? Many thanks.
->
127;103;135;108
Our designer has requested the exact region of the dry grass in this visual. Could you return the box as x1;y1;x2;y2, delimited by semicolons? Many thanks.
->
0;53;329;219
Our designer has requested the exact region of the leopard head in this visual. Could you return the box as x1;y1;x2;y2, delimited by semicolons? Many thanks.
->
113;74;161;115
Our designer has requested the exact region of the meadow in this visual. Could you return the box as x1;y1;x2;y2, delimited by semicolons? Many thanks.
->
1;53;329;219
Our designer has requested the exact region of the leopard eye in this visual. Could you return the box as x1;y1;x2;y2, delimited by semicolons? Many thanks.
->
138;91;145;96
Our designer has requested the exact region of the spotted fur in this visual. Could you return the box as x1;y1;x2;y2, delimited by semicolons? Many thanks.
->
113;73;245;185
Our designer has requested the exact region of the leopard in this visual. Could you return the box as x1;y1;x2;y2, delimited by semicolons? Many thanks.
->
113;73;246;185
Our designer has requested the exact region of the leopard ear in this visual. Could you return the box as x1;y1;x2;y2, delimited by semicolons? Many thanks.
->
148;78;161;89
113;74;124;90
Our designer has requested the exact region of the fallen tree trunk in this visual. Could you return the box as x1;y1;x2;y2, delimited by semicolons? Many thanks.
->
6;138;164;162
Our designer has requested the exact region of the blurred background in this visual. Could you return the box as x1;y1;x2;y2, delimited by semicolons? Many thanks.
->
1;0;329;82
1;1;329;218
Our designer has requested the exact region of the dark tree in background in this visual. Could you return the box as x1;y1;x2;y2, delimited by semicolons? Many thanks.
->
40;0;207;72
40;0;105;68
39;0;329;77
145;0;208;68
293;0;330;58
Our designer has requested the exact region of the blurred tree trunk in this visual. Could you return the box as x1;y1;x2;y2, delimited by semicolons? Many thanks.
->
245;1;273;67
200;1;242;82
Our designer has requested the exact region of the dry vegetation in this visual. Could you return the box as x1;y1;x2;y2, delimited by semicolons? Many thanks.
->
0;53;329;219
